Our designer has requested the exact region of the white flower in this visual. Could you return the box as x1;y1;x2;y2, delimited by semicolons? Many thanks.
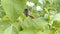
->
29;2;34;7
49;10;57;15
39;0;43;4
26;1;34;7
36;6;43;11
26;1;31;6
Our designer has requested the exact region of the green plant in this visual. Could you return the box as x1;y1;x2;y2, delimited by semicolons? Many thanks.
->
0;0;60;34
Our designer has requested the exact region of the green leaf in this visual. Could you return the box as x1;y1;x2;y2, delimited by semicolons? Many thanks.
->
53;13;60;21
0;19;11;34
3;26;12;34
22;17;35;30
53;21;60;28
53;13;60;28
1;0;26;22
3;25;18;34
19;30;35;34
55;30;60;34
0;11;6;18
12;22;21;31
37;31;49;34
21;17;48;30
33;17;48;30
37;30;55;34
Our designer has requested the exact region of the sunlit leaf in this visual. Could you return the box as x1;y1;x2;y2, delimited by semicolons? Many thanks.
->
1;0;26;22
19;30;35;34
53;13;60;21
21;17;48;30
0;20;11;34
3;25;18;34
